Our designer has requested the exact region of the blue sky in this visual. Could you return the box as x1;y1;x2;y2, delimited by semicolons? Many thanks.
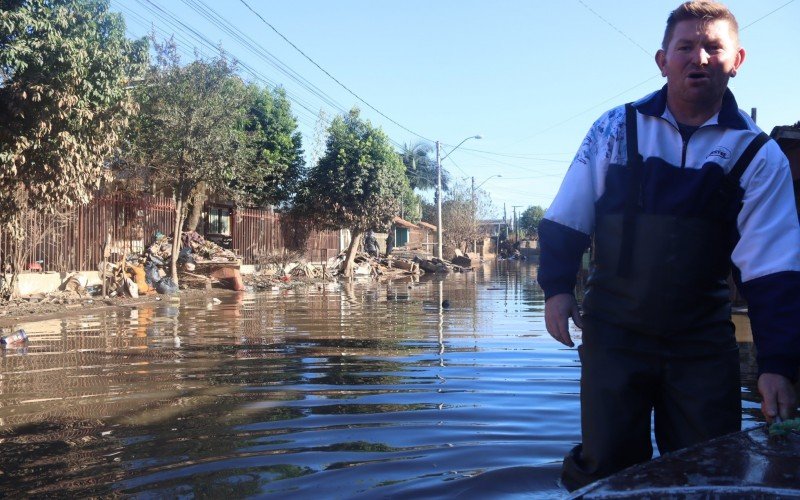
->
111;0;800;219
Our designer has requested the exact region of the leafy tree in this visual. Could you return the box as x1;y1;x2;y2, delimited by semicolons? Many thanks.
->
398;189;422;223
518;205;546;239
240;85;305;207
0;0;146;297
296;108;411;275
399;141;449;192
184;84;306;231
126;39;251;282
441;180;494;255
420;200;436;225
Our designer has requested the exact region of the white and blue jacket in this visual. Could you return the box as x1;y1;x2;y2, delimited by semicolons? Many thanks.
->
539;86;800;380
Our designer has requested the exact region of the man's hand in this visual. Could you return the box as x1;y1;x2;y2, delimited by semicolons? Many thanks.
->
544;293;583;348
758;372;797;423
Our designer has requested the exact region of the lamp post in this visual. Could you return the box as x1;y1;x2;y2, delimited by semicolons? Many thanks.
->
471;174;501;253
436;134;481;259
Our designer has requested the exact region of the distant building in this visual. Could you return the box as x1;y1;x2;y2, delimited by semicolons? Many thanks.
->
477;218;509;238
389;217;437;255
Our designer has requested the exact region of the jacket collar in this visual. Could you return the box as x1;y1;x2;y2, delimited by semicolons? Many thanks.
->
632;84;748;130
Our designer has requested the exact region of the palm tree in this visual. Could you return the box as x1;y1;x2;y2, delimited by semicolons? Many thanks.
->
399;141;450;192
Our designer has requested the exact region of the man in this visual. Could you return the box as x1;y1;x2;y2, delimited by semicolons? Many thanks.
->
364;230;379;257
538;0;800;491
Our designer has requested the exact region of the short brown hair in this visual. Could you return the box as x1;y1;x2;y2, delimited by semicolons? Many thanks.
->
662;1;739;49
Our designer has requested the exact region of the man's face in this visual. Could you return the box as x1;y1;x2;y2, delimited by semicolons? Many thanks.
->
656;19;745;112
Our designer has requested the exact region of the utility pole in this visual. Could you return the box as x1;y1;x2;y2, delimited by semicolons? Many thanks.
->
471;176;476;253
512;205;523;242
503;203;507;239
512;206;516;241
471;176;475;204
435;135;481;260
436;141;443;259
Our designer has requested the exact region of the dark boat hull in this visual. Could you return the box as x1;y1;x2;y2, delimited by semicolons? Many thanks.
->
570;424;800;498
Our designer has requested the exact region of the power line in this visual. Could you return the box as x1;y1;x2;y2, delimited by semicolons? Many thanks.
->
741;0;796;29
126;0;418;155
575;0;651;56
120;0;794;172
456;147;571;162
237;0;434;143
489;174;564;181
507;74;661;146
506;0;794;149
181;0;350;115
126;0;328;131
442;156;469;178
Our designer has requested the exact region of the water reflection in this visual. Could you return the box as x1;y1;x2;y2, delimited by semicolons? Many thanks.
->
0;262;762;497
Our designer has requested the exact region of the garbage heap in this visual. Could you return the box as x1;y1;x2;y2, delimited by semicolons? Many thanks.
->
96;231;243;297
244;251;474;291
323;252;477;278
245;260;330;291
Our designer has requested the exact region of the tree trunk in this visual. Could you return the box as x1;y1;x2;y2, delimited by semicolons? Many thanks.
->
341;229;362;277
2;188;30;300
7;259;19;301
185;182;207;232
7;213;25;300
171;196;186;284
0;246;6;300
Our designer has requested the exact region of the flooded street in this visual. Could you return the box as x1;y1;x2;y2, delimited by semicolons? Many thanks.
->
0;262;765;498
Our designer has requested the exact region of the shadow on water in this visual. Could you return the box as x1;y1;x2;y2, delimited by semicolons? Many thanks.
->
0;260;763;497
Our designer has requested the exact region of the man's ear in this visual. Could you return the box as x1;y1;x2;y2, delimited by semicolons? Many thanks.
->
655;49;667;76
731;47;746;77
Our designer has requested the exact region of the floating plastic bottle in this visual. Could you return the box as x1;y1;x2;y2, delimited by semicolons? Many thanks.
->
1;329;28;345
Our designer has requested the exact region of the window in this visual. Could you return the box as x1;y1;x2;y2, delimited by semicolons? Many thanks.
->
395;228;409;247
208;207;231;235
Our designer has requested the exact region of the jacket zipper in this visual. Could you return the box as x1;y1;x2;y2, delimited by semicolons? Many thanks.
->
658;116;695;168
659;116;694;168
681;137;689;168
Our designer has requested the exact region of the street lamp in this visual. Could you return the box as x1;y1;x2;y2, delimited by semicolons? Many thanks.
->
436;134;481;259
471;174;501;253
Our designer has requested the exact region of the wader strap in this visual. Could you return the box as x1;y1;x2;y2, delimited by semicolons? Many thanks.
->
617;103;643;278
729;132;770;183
715;132;771;214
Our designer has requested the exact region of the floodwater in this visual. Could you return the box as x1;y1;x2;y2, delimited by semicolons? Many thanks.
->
0;261;765;498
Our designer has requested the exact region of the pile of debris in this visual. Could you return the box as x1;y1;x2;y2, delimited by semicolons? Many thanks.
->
156;232;244;291
244;250;476;290
245;261;330;291
324;251;478;278
450;250;482;269
93;231;244;297
95;255;172;298
147;231;238;265
1;289;94;309
0;292;96;320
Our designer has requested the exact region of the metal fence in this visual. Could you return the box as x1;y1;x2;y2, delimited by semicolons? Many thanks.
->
302;229;343;264
1;194;341;272
233;206;342;264
1;194;176;273
235;207;282;263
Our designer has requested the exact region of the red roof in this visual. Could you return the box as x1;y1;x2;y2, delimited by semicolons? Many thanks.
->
392;216;419;229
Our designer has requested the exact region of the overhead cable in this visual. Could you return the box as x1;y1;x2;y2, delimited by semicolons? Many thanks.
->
237;0;434;143
575;0;651;56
